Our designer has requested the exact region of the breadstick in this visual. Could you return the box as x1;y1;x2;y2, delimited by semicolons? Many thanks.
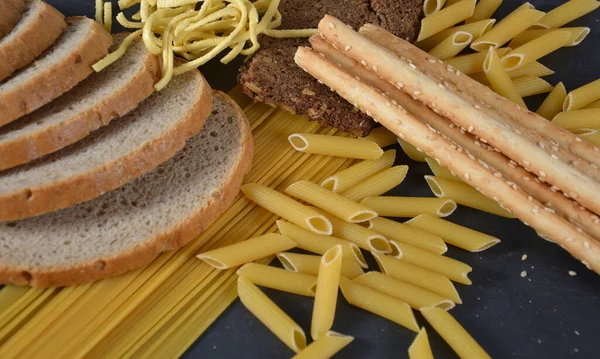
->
309;35;600;239
294;46;600;273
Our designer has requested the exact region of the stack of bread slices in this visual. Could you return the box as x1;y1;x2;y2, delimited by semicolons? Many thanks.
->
0;1;254;287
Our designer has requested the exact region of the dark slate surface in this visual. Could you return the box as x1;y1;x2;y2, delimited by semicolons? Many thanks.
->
46;1;600;358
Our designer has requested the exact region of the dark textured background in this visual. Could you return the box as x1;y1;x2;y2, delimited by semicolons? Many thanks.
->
47;1;600;358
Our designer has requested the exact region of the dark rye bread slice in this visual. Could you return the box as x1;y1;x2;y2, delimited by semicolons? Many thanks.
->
0;92;253;287
0;67;212;222
239;0;424;137
0;0;29;38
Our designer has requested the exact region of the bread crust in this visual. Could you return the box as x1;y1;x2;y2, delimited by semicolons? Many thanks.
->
0;0;29;38
0;92;254;287
0;1;67;82
0;38;160;171
0;17;112;127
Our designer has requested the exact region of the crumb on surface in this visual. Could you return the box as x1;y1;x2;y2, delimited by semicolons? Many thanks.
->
521;254;527;261
521;270;527;278
569;270;577;276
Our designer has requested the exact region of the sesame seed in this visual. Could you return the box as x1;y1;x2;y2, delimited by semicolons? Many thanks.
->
428;58;437;63
344;45;352;51
550;186;558;192
455;70;461;76
396;82;404;89
475;141;481;147
523;160;531;165
522;254;528;261
409;63;417;69
538;141;545;149
514;129;522;135
391;99;398;105
584;241;591;249
446;64;453;71
468;126;474;133
571;192;579;199
416;147;423;153
492;196;499;201
329;22;336;29
512;183;518;190
569;270;577;276
551;145;558;151
385;102;391;106
366;110;372;116
464;173;471;180
595;147;600;152
528;196;533;201
551;154;559;159
361;60;367;66
544;207;556;213
474;104;481;109
523;176;530;181
575;137;582;142
431;102;437;108
414;91;422;96
521;271;527;277
449;123;455;128
593;164;599;169
579;205;585;210
494;172;502;177
577;227;583;233
532;207;540;214
539;171;547;177
508;162;516;168
450;144;457;149
398;133;405;139
355;76;361;81
515;104;521;110
438;83;445;89
482;162;490;169
372;65;378;72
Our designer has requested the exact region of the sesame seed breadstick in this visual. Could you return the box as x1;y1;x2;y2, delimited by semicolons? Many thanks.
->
295;46;600;274
309;35;600;240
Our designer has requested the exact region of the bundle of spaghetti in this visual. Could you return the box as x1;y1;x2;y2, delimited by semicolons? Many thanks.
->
295;16;600;273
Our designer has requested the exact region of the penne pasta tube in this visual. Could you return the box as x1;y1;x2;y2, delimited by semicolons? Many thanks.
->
388;240;403;258
533;0;600;29
428;31;473;61
417;0;476;41
341;166;409;202
423;0;448;16
470;8;545;51
513;76;553;97
361;196;457;217
398;138;427;162
425;176;514;218
277;252;365;279
416;19;495;51
407;214;501;252
425;157;460;181
339;277;419;332
321;149;395;193
368;217;448;255
584;100;600;109
277;220;367;268
509;27;591;48
552;109;600;130
563;78;600;111
421;307;491;359
354;272;455;311
197;233;297;269
361;127;398;147
501;30;571;71
506;61;554;79
322;210;392;253
465;0;502;23
292;331;354;359
237;263;318;297
444;0;463;6
241;183;333;235
409;328;434;359
288;133;383;160
237;277;307;353
444;47;509;75
576;129;600;147
311;245;343;339
483;47;526;107
286;180;377;223
373;253;462;304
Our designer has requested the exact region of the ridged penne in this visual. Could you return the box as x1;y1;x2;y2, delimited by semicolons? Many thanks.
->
354;272;455;311
552;109;600;130
425;176;515;218
421;307;491;359
423;0;448;16
513;76;553;97
465;0;502;23
368;217;448;255
483;47;526;107
341;166;409;202
288;133;383;160
286;181;377;223
470;8;545;51
501;30;571;71
237;277;307;353
323;211;392;253
563;78;600;111
506;61;554;79
311;245;343;339
277;252;365;279
534;0;600;29
292;331;354;359
361;196;457;217
407;214;501;252
321;149;396;193
509;27;591;48
197;233;297;269
536;82;567;120
409;328;434;359
242;183;333;235
416;19;495;51
445;47;509;75
398;138;428;162
339;277;419;332
417;0;476;42
361;127;398;147
428;31;473;60
425;157;461;181
237;263;318;297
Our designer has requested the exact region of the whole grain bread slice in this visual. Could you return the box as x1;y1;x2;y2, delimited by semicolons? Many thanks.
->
0;0;66;82
0;33;160;171
0;67;213;222
0;92;253;287
0;0;29;38
0;16;112;128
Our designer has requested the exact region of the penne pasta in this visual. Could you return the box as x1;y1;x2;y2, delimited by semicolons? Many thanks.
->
237;277;307;353
421;307;491;359
465;0;502;24
501;30;571;71
341;166;409;202
574;129;600;146
388;240;403;258
537;82;567;120
445;47;509;75
321;149;395;193
423;0;448;16
354;272;455;311
393;241;473;285
241;183;333;235
513;76;553;97
373;253;462;304
425;157;460;182
361;196;457;217
584;100;600;109
322;211;392;253
470;8;545;51
197;233;297;269
288;133;383;160
552;109;600;130
509;27;591;48
417;0;476;42
483;47;526;107
444;0;463;6
277;252;365;279
425;176;515;218
398;138;428;162
361;127;398;147
428;31;473;60
276;220;367;268
563;78;600;111
368;217;448;255
292;331;354;359
407;214;501;252
506;61;554;79
311;245;343;339
237;263;318;297
286;180;377;223
416;19;495;51
409;328;434;359
339;277;419;332
533;0;600;29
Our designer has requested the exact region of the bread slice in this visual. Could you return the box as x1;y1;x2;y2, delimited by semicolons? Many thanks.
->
0;0;66;82
0;33;160;171
0;92;253;287
0;0;29;38
0;67;213;222
0;16;112;128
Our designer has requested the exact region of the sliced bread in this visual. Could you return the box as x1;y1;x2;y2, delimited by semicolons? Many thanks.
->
0;0;29;38
0;0;66;82
0;91;253;287
0;67;213;222
0;33;160;171
0;16;112;127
